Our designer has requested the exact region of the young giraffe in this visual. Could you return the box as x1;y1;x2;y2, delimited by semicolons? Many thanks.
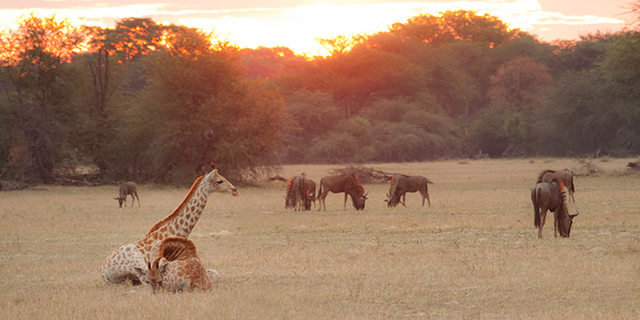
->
135;237;211;293
101;163;238;285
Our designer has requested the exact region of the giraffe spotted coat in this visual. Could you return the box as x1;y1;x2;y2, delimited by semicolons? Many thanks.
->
100;165;238;285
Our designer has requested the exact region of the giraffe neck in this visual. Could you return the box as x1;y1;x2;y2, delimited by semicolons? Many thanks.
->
142;176;213;244
162;187;208;238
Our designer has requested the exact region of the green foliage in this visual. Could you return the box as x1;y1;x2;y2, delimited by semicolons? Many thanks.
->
134;29;291;183
0;96;13;174
0;14;85;182
488;56;552;111
537;70;640;156
307;131;361;163
468;107;509;156
3;11;640;185
425;41;491;117
599;32;640;97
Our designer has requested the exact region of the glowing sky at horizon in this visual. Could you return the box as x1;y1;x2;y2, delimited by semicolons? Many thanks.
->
0;0;631;56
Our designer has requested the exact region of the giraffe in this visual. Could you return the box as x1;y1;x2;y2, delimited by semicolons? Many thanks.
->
135;237;212;293
100;163;238;285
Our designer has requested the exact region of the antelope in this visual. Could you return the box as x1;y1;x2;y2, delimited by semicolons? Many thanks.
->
115;181;140;208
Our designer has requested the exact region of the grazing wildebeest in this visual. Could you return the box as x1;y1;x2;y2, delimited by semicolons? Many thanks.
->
115;181;140;208
537;169;575;202
284;179;296;209
385;174;433;207
317;174;368;211
306;179;316;210
531;180;579;238
285;174;312;211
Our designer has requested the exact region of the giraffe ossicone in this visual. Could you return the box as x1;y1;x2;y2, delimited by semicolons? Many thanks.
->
101;165;238;285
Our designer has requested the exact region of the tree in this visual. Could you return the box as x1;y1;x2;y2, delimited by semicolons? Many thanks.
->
425;41;491;119
0;13;85;182
303;46;424;118
316;35;354;55
537;70;634;155
139;28;291;182
389;10;518;48
488;56;552;111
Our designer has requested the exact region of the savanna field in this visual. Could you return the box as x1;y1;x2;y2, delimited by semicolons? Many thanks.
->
0;158;639;319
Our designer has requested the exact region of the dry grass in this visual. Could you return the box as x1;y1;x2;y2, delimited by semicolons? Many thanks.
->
1;158;639;319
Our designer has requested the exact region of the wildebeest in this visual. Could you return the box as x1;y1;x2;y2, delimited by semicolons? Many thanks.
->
317;174;368;211
536;169;575;202
531;180;579;238
115;181;140;208
385;174;433;207
306;179;316;209
285;174;313;211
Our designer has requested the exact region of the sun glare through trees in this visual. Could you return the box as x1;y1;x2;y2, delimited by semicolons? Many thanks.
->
0;10;639;184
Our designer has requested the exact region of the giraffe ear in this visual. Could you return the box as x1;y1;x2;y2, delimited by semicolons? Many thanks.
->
210;162;216;171
160;262;170;275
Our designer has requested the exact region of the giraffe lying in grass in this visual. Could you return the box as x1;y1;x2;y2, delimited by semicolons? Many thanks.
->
101;163;238;285
135;237;212;293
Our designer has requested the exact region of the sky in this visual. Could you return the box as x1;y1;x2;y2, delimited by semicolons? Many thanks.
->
1;0;634;56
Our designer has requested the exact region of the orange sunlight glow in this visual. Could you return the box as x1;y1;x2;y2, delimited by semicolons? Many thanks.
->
178;1;627;56
0;1;629;57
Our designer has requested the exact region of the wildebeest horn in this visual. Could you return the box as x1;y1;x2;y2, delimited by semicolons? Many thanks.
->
569;209;579;218
363;192;369;199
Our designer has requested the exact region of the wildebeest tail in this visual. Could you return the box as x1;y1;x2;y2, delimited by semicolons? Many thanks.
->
532;188;541;228
536;169;555;184
318;178;323;198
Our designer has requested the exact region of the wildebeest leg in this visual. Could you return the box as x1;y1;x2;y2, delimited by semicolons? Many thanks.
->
318;191;327;211
570;191;575;203
401;193;407;207
538;208;547;239
419;189;430;207
553;209;560;238
343;193;348;210
133;192;140;207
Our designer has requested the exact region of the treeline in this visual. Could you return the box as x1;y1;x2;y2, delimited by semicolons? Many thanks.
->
1;10;639;184
0;15;290;184
252;10;640;163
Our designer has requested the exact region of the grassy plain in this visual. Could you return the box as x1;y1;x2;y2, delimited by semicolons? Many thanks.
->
0;158;639;319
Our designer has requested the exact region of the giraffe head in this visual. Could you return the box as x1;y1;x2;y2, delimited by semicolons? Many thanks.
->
135;258;169;294
202;162;239;197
